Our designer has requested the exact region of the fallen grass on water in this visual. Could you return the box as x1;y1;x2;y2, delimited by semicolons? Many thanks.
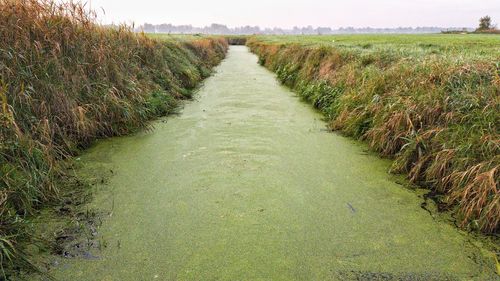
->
248;35;499;235
0;0;227;277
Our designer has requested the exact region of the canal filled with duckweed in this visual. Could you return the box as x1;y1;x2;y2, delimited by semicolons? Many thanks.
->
49;46;497;280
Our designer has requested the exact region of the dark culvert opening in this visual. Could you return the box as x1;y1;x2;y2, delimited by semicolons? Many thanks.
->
226;36;248;45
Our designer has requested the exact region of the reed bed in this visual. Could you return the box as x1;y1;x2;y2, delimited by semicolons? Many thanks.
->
248;37;499;235
0;0;227;276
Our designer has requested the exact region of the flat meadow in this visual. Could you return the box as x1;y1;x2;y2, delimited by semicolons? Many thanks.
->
253;34;500;58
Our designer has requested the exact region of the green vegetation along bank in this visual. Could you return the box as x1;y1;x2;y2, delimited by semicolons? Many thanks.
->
0;0;227;276
248;35;500;234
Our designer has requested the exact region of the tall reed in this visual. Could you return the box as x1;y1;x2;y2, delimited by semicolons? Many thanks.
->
0;0;227;276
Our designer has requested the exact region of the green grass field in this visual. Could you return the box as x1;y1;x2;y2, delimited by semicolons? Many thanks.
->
253;34;500;58
150;33;500;58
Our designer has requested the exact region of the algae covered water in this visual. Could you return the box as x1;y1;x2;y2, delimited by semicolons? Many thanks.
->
51;46;497;280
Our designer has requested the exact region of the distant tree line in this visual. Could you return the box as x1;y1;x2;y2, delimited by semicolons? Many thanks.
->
134;23;475;35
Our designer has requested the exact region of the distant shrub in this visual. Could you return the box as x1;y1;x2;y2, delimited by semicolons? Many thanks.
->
475;15;499;34
478;16;494;31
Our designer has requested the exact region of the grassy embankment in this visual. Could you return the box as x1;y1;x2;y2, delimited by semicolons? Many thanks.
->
248;34;499;234
0;0;227;276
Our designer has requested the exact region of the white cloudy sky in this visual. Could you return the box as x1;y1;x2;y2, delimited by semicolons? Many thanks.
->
83;0;499;28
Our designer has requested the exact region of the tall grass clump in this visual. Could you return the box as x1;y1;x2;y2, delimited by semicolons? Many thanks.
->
0;0;227;276
248;38;499;234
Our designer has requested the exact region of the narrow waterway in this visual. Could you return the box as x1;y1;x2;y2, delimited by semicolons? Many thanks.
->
52;46;497;280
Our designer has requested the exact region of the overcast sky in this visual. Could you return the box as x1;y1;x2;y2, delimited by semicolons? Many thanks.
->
83;0;500;28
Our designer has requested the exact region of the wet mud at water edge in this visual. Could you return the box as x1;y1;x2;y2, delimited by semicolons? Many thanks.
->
44;46;498;280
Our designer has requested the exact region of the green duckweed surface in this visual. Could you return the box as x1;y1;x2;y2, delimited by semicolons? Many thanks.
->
50;46;497;280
